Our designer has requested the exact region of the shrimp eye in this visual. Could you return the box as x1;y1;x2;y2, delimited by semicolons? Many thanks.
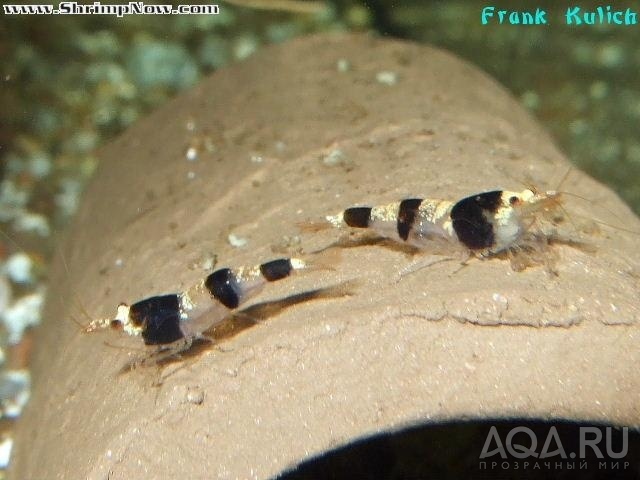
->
509;196;520;205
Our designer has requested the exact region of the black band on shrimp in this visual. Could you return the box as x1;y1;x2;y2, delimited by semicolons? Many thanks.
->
343;207;372;228
205;268;241;309
450;191;501;249
260;259;293;281
397;198;423;241
129;294;184;345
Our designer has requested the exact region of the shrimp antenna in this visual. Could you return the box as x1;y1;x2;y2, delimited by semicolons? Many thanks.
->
558;190;628;224
499;165;573;195
68;312;88;332
59;250;98;329
497;166;537;193
552;166;573;193
551;165;638;232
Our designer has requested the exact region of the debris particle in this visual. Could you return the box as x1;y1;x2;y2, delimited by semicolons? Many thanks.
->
185;146;198;161
492;293;508;305
322;149;346;166
376;70;398;86
228;233;248;248
203;137;216;153
191;252;217;271
186;386;204;405
282;235;301;248
336;58;350;72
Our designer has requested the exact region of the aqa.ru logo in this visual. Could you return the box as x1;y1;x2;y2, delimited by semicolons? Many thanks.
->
480;426;628;460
